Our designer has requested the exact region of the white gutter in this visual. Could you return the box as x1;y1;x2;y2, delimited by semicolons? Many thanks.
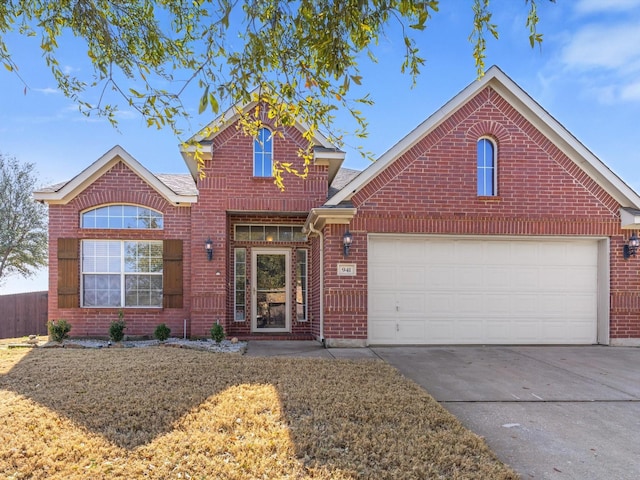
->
306;221;325;347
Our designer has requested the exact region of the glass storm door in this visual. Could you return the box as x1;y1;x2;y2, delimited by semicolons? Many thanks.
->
252;249;290;332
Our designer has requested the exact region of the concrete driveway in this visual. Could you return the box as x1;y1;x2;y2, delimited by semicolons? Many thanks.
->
372;346;640;480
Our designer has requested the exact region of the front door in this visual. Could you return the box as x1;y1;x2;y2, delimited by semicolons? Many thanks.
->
252;249;290;332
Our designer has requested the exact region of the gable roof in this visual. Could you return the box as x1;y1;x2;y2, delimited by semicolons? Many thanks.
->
33;145;198;205
179;92;345;183
326;66;640;211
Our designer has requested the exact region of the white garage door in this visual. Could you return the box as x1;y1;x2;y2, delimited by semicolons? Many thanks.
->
368;236;600;345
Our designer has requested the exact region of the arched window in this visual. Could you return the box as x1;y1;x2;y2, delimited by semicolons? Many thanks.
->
477;137;497;196
81;204;163;229
253;127;273;177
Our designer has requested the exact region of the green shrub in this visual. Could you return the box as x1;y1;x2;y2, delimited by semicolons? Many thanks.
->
109;318;126;342
48;319;72;342
210;323;225;343
154;323;171;341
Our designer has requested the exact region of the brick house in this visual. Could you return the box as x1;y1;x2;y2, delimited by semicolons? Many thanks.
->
35;66;640;346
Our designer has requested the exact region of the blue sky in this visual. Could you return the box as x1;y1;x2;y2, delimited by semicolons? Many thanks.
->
2;0;640;294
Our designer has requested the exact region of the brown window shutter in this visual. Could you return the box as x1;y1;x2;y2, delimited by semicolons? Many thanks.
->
57;238;79;308
163;239;183;308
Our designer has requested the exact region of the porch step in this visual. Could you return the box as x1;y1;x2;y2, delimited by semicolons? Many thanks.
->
233;333;315;341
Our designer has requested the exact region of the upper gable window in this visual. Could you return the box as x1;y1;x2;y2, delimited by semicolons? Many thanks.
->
253;127;273;177
477;137;497;196
81;205;163;229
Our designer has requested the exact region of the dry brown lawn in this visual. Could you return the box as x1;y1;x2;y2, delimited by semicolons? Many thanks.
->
0;335;48;346
0;345;518;479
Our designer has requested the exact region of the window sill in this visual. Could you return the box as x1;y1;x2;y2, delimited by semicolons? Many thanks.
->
81;306;163;310
477;196;502;202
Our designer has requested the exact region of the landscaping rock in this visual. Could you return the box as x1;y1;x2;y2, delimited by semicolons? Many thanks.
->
35;337;247;354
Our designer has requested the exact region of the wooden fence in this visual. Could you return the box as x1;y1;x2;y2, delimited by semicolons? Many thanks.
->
0;291;49;339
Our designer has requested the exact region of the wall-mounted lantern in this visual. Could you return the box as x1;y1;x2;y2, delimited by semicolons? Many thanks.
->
623;232;640;259
205;238;213;261
343;230;353;257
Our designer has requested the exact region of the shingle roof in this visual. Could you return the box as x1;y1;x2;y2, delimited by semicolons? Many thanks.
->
36;181;68;193
154;174;198;196
37;174;198;197
328;167;361;199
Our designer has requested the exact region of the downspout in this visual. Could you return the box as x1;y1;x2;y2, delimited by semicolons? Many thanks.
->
307;221;325;347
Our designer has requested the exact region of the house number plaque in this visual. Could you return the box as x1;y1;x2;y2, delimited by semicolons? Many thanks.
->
337;263;357;276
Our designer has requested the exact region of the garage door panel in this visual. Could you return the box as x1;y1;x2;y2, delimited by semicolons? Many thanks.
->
456;266;484;289
398;320;426;341
370;292;397;314
564;295;597;315
485;267;512;288
560;242;597;264
427;293;456;314
426;241;456;261
511;268;540;289
510;294;540;314
484;241;512;261
428;320;455;342
369;238;394;260
369;321;397;343
485;320;513;341
518;245;544;265
565;268;598;290
397;266;426;290
456;320;486;342
538;267;565;286
369;236;600;345
401;240;427;262
425;265;455;288
456;294;484;314
397;293;425;314
538;295;568;314
370;265;396;289
484;294;511;314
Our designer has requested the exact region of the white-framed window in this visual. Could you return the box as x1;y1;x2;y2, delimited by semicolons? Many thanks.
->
253;127;273;177
81;240;163;307
234;225;307;242
296;249;308;322
234;248;246;321
81;204;163;229
477;137;497;196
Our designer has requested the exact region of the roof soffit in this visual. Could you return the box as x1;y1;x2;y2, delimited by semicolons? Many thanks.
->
303;207;357;233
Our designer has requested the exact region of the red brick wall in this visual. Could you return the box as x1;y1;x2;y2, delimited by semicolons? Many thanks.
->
309;234;321;340
322;224;368;343
321;86;639;343
47;161;192;338
188;120;328;337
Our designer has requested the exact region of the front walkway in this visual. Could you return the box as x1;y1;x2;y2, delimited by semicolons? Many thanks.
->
245;340;378;359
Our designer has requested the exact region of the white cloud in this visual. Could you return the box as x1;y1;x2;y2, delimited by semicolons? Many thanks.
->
33;87;60;95
575;0;640;14
561;22;640;71
62;65;80;75
115;109;138;120
557;16;640;104
584;84;617;105
621;81;640;101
